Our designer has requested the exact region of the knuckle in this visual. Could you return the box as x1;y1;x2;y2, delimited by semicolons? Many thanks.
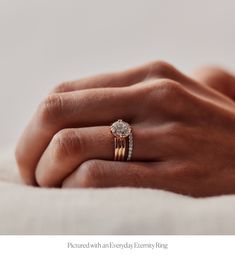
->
51;129;82;160
139;80;187;118
150;60;176;77
51;82;73;94
37;94;63;124
157;80;184;97
163;122;185;137
143;80;194;119
148;79;185;101
76;161;101;188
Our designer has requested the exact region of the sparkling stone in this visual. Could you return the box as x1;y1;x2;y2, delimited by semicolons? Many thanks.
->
111;119;131;138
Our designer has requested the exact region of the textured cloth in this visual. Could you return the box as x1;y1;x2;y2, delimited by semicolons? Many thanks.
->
0;149;235;234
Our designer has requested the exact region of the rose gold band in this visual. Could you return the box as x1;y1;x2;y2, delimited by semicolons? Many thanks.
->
114;137;126;161
111;119;133;161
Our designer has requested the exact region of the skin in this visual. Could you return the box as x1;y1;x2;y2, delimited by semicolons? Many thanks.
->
15;61;235;197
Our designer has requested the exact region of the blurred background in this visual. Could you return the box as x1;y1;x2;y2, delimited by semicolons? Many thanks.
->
0;0;234;148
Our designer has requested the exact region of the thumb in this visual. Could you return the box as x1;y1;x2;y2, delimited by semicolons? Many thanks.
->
192;66;235;100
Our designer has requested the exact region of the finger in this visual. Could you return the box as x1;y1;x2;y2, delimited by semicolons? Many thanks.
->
62;160;172;189
16;78;188;186
192;67;235;99
51;65;149;93
16;77;192;186
35;125;174;188
51;61;189;93
15;87;136;185
61;160;185;195
35;126;113;188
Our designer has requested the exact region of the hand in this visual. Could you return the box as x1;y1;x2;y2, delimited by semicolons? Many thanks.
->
15;61;235;197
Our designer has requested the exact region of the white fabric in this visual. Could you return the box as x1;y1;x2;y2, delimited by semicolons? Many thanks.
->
0;149;235;234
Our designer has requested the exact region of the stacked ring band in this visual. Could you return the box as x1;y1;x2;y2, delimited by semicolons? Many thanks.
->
110;119;133;161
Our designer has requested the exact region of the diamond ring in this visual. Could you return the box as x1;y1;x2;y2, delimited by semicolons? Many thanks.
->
110;119;133;161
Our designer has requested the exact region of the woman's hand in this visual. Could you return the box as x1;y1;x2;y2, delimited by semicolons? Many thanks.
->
15;61;235;197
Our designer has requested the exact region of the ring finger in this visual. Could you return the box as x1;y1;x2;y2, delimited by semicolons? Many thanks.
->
35;125;172;188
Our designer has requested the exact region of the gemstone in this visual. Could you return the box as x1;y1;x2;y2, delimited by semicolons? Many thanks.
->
111;119;131;138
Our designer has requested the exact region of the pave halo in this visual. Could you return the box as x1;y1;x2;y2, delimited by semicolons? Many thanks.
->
110;119;131;138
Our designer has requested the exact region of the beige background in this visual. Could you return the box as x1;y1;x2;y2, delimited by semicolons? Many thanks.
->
0;0;234;147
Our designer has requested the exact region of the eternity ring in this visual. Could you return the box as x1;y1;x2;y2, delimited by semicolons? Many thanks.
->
110;119;133;161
